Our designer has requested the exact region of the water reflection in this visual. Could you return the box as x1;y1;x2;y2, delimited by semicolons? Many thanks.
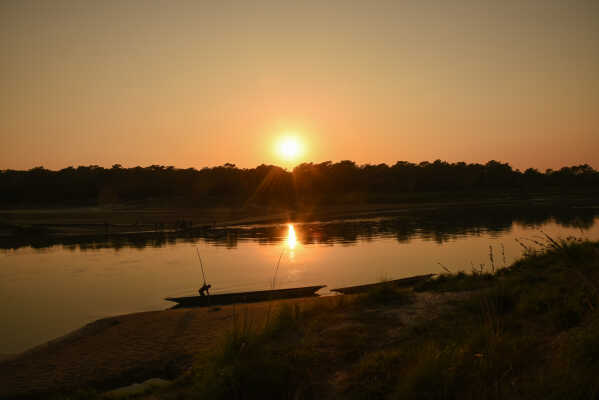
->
287;224;297;250
1;205;598;252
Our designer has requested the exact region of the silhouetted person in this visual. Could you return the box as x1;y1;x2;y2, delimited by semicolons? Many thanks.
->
199;283;211;296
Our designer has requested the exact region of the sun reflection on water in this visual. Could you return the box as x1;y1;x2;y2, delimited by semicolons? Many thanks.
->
287;223;297;250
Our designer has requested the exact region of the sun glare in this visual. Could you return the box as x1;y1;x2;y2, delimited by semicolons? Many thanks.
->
287;223;297;250
277;137;302;161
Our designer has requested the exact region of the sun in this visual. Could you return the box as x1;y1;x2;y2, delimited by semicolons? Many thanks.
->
277;136;302;161
280;139;299;159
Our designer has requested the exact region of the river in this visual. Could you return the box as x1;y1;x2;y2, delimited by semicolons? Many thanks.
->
1;206;598;354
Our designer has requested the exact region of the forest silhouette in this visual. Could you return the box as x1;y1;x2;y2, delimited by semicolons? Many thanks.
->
1;160;597;207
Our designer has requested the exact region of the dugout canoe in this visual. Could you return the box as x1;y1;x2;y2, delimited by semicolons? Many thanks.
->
165;285;326;307
330;274;435;295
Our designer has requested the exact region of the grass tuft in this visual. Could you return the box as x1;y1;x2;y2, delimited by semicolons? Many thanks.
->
190;303;316;400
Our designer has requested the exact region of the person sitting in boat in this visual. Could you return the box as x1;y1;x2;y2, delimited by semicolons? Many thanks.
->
199;283;211;296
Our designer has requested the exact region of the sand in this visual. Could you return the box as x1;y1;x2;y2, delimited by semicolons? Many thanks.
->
0;297;324;399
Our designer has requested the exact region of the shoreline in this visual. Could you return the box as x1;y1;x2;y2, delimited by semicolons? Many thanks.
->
0;289;465;399
0;296;337;399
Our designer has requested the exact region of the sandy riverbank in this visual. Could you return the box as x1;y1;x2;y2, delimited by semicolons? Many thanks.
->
0;290;461;399
0;296;329;399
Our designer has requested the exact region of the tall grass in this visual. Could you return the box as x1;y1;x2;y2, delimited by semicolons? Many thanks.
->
191;302;316;400
345;236;599;399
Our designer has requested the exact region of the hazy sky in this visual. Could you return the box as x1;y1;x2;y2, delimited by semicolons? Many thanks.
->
2;0;598;171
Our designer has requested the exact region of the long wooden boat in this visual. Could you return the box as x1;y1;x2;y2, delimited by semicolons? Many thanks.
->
330;274;435;295
165;285;326;307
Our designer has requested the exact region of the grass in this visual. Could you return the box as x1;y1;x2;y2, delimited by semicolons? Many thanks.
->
188;303;321;400
343;237;599;399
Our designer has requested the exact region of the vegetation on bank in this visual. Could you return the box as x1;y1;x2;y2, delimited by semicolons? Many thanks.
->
2;160;598;207
52;238;599;399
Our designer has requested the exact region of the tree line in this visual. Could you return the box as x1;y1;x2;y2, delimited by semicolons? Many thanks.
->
1;160;597;207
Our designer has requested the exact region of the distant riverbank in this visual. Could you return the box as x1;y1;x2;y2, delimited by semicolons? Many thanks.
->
1;192;597;243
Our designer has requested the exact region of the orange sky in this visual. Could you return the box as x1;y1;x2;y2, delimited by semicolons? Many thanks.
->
1;0;598;171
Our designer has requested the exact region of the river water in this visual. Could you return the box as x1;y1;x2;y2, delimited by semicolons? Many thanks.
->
1;206;598;354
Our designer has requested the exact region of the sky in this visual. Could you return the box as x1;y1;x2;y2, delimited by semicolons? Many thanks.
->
1;0;598;171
